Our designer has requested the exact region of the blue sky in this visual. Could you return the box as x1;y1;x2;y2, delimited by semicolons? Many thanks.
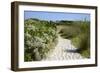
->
24;11;90;21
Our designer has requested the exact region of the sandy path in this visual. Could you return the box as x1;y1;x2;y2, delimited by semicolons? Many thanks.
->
42;35;84;61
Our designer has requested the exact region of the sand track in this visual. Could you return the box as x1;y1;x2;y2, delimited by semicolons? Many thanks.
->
42;35;84;61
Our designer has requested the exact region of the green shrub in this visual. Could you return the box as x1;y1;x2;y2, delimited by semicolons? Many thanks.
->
71;21;90;58
24;19;58;61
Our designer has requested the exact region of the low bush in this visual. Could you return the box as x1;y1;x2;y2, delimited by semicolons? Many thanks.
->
24;19;58;61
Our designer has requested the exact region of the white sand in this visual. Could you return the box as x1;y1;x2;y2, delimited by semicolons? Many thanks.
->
42;35;84;61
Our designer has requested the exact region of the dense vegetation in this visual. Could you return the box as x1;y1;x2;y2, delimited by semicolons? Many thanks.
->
24;18;90;61
24;18;58;61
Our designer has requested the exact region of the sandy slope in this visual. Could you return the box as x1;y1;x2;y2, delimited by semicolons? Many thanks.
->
42;36;84;61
